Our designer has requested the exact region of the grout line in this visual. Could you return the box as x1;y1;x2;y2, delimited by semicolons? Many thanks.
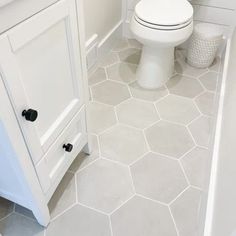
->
0;211;13;222
135;193;168;207
128;150;150;167
108;194;135;216
50;203;78;222
168;206;180;236
178;159;191;186
168;186;191;206
108;215;114;236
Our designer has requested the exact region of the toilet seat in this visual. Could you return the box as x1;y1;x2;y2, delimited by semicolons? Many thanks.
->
134;0;193;30
134;15;192;31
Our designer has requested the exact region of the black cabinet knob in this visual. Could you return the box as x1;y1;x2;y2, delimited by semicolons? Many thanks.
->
22;109;38;122
63;143;73;152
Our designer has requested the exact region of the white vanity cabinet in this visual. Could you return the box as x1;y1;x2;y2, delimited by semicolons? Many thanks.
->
0;0;89;225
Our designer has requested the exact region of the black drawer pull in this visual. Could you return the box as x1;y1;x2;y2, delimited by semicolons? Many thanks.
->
22;109;38;122
63;143;73;152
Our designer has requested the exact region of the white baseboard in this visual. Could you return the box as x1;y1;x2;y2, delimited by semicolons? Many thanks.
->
86;20;123;72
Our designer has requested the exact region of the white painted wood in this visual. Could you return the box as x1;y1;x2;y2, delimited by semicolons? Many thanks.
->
0;0;84;164
0;0;58;34
0;75;50;226
36;106;86;193
0;0;90;226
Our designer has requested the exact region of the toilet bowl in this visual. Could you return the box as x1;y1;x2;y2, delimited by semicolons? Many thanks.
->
130;0;193;89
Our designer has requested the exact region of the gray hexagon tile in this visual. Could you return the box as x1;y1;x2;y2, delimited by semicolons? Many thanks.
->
88;67;107;86
99;124;147;164
156;94;200;125
128;39;142;49
145;121;194;159
99;52;119;67
88;102;117;134
76;159;134;213
48;172;76;219
129;81;168;102
199;71;218;91
69;135;99;173
170;187;202;236
47;204;111;236
0;197;14;220
91;80;130;105
167;74;204;98
107;62;137;84
0;213;44;236
188;116;212;147
116;98;159;129
181;147;210;189
175;59;208;77
195;92;215;116
118;48;141;65
111;196;177;236
112;39;130;52
131;153;188;203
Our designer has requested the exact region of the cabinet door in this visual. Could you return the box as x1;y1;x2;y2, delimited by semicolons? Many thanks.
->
0;0;84;163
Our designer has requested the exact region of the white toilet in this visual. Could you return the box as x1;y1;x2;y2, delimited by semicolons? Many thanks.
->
130;0;194;89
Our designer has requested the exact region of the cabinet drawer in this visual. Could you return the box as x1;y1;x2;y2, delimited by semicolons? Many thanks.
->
36;106;87;195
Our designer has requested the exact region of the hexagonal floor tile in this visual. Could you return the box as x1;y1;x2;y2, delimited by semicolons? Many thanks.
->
199;71;218;91
167;74;204;98
88;67;107;86
99;124;148;164
88;102;117;134
0;213;44;236
116;99;159;129
128;39;142;49
145;121;194;158
48;172;76;219
91;80;130;105
170;187;202;236
99;52;119;67
195;92;215;116
118;48;141;65
69;135;100;173
129;81;168;102
156;94;200;125
181;147;210;189
111;196;177;236
0;197;14;220
107;62;137;84
112;39;129;52
175;59;208;77
47;204;111;236
188;116;212;147
131;153;188;203
76;159;134;213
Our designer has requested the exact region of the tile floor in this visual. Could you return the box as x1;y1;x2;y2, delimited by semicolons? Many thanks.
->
0;38;222;236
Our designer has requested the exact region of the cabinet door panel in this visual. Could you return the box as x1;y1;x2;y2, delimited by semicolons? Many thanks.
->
0;0;84;163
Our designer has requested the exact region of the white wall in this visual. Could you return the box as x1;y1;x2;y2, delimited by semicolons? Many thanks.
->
124;0;236;38
83;0;122;42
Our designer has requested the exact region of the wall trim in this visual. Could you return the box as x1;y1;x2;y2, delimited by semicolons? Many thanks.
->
85;20;123;73
97;20;123;60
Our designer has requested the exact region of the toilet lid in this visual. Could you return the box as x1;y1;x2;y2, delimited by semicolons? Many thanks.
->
135;0;193;26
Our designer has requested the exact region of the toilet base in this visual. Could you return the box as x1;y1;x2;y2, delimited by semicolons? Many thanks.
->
136;46;174;89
